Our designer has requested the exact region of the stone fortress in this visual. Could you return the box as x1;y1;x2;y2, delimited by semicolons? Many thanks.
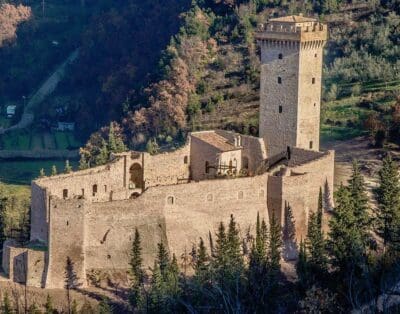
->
2;15;334;289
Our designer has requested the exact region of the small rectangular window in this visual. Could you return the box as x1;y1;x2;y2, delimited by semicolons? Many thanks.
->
63;189;68;199
278;53;283;59
309;141;313;149
279;106;282;113
278;77;282;84
312;77;316;84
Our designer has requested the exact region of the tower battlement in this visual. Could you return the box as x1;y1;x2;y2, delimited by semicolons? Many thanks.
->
256;16;327;43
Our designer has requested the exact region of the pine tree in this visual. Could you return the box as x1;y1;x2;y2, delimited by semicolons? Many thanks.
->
98;298;112;314
94;140;109;166
129;228;144;309
39;168;45;178
130;228;144;284
376;154;400;251
248;213;269;311
51;165;57;176
268;211;282;274
28;303;41;314
3;292;12;314
328;184;365;274
348;160;371;244
157;242;170;277
283;202;297;260
317;187;323;227
107;122;126;154
296;239;310;288
65;257;81;314
306;210;327;276
64;160;72;174
226;214;244;273
44;294;54;314
195;237;208;275
71;300;78;314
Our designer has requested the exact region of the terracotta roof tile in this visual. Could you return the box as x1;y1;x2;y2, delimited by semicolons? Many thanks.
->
192;132;237;152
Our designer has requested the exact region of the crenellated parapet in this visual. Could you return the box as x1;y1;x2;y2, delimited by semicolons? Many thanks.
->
256;15;327;47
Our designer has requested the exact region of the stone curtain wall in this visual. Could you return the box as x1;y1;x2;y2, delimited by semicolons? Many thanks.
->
144;143;191;188
268;151;334;240
30;182;48;243
45;197;86;289
162;174;269;258
34;157;127;204
52;174;269;280
259;42;300;157
85;199;166;272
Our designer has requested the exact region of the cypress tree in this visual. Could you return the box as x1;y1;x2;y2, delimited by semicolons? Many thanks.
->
3;292;12;314
94;140;109;166
108;122;126;153
98;298;112;314
51;165;57;176
130;228;144;284
328;184;365;274
64;160;72;174
296;239;310;288
226;214;244;272
248;213;269;311
306;209;327;276
268;211;282;274
157;242;170;277
376;154;400;251
348;160;371;244
317;187;323;227
283;202;297;260
129;228;144;309
195;237;208;275
44;294;54;314
39;168;46;178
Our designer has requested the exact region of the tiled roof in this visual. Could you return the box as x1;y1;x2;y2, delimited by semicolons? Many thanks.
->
287;147;326;167
270;15;317;23
192;131;237;152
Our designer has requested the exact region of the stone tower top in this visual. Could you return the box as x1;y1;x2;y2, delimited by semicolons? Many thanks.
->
256;15;327;43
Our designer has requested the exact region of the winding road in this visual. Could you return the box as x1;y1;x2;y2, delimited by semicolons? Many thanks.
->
0;49;79;134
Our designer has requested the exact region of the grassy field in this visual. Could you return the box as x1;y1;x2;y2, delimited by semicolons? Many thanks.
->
0;131;82;150
0;159;78;185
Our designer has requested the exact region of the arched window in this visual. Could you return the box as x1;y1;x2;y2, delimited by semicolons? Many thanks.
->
92;184;98;196
63;189;68;199
167;196;174;205
130;163;143;189
278;77;282;84
184;156;188;164
278;53;283;59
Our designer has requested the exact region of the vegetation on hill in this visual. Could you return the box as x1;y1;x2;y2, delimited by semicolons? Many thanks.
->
70;0;400;163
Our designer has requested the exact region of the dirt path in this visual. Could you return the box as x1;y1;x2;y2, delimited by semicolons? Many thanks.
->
0;49;79;135
322;136;386;193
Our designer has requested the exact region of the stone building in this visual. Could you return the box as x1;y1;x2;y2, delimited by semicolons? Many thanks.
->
2;15;334;289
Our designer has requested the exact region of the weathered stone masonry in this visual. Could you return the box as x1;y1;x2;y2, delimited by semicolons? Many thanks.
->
2;15;335;289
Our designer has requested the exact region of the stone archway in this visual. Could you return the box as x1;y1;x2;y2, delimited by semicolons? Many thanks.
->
129;163;143;189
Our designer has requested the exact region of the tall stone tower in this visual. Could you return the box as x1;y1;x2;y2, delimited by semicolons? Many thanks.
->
256;16;327;157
